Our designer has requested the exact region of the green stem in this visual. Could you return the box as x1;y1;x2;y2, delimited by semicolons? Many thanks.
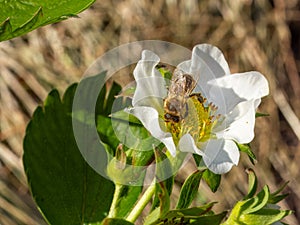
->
126;180;156;223
108;183;123;218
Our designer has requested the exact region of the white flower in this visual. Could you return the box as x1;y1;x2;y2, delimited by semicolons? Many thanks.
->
125;44;269;174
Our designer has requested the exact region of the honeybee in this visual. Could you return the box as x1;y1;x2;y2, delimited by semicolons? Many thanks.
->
163;69;197;123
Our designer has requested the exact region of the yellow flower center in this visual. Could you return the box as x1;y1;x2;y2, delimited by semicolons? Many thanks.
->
164;94;219;147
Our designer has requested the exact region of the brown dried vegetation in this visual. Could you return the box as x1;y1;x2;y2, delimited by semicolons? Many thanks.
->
0;0;299;224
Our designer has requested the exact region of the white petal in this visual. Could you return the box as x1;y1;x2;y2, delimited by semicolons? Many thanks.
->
209;71;269;99
215;99;260;143
125;106;177;156
132;50;167;111
194;44;230;75
202;139;239;174
178;133;204;156
133;50;161;80
207;71;269;114
177;60;191;74
177;44;230;97
132;76;166;113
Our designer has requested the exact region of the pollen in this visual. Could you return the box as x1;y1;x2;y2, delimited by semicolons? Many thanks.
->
165;94;219;146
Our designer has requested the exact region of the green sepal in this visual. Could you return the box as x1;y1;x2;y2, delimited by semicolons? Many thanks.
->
202;169;221;193
255;112;270;118
193;154;221;192
106;153;146;185
237;143;257;165
176;170;203;209
244;168;258;199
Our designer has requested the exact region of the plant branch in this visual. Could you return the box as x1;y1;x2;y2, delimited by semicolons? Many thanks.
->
108;183;123;218
126;180;156;223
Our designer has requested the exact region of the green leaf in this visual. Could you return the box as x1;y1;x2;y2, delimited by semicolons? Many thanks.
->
240;208;292;225
97;114;157;167
23;84;115;224
255;112;270;118
98;111;153;163
193;154;202;166
151;175;173;213
154;148;173;185
111;110;142;125
104;82;124;115
224;172;292;225
157;65;172;81
237;143;257;165
114;185;143;218
144;208;160;225
111;118;160;154
189;211;227;225
202;169;221;193
268;193;289;205
97;85;157;185
95;82;126;117
270;181;289;197
97;115;120;151
192;155;221;192
269;181;289;204
152;149;173;216
176;170;203;209
156;182;170;217
243;186;270;214
145;203;224;225
100;218;134;225
244;168;258;199
0;0;95;41
164;203;216;219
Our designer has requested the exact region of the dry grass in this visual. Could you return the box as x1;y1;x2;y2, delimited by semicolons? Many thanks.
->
0;0;299;224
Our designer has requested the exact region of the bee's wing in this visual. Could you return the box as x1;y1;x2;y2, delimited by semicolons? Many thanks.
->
172;68;185;80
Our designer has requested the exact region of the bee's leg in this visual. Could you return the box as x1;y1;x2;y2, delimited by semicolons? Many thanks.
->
183;103;189;119
190;93;206;103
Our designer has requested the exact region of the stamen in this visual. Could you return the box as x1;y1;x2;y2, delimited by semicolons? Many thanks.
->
164;92;220;146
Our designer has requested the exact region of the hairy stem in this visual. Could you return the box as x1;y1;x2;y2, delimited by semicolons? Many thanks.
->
108;183;123;218
126;180;156;223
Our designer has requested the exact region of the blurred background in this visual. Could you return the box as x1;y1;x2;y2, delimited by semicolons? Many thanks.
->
0;0;299;224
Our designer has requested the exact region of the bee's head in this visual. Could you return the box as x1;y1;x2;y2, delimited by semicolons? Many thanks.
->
164;97;184;112
164;113;180;123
